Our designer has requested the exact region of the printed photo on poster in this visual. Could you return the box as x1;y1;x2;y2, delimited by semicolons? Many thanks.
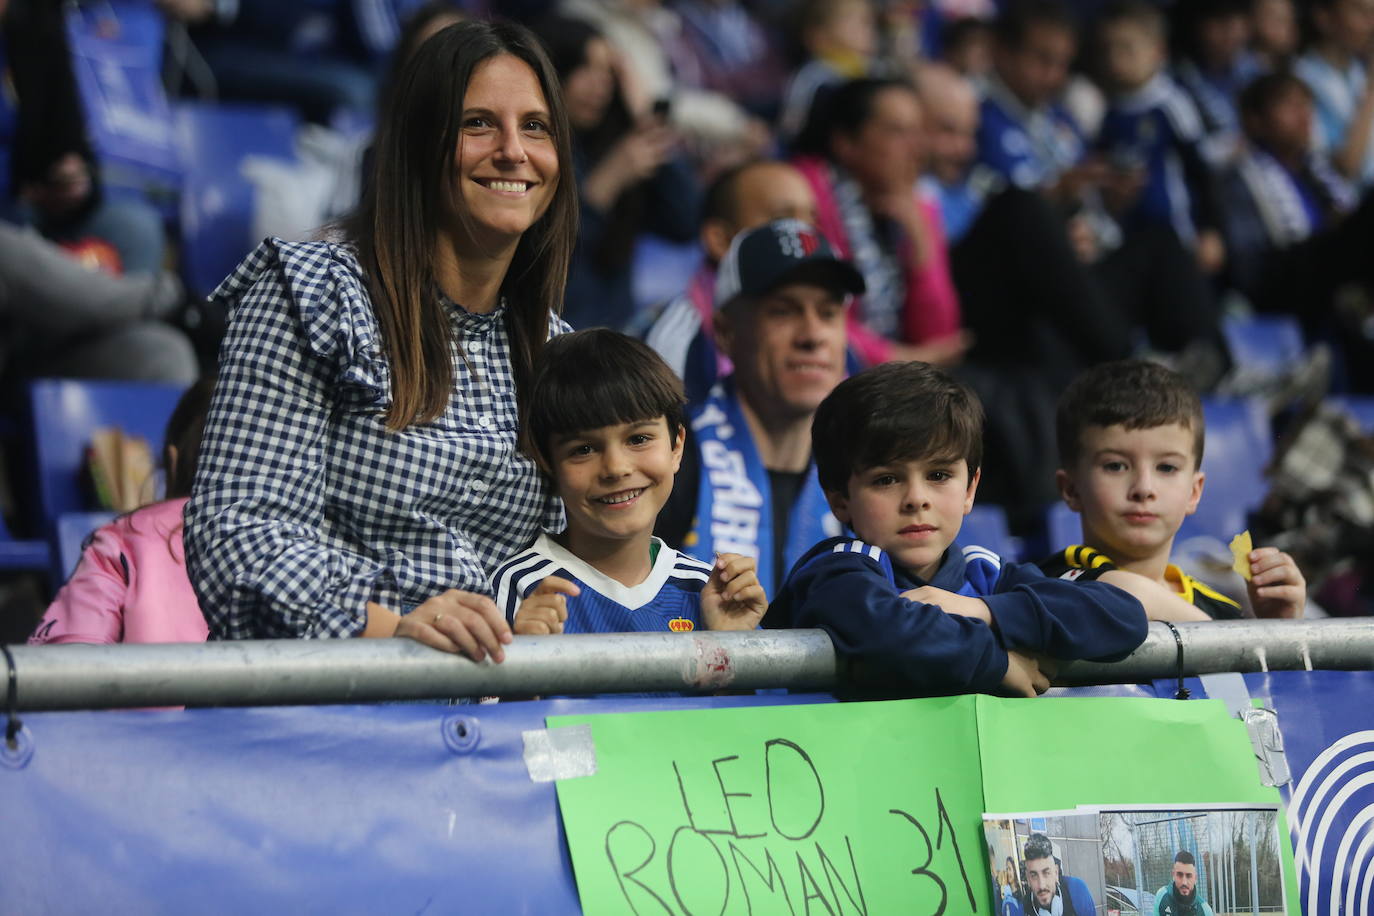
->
984;805;1286;916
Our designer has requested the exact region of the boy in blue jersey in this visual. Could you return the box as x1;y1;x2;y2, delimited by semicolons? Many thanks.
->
492;329;767;637
768;361;1149;698
1094;1;1227;273
1040;359;1306;620
978;0;1092;202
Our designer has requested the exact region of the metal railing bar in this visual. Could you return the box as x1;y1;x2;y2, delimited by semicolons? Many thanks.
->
3;619;1370;710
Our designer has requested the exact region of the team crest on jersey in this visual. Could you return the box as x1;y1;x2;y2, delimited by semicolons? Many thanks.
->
668;618;695;632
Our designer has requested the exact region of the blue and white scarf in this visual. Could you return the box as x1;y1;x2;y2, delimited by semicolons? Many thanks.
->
1236;148;1355;247
827;163;905;340
685;379;840;591
983;75;1086;185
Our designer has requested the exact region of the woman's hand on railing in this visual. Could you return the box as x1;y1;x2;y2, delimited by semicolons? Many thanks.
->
394;590;513;663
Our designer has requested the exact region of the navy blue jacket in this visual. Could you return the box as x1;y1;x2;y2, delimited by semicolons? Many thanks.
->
768;536;1147;697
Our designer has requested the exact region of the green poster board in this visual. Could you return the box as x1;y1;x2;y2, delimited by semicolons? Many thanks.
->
976;695;1300;915
551;697;992;914
977;697;1276;808
552;696;1298;915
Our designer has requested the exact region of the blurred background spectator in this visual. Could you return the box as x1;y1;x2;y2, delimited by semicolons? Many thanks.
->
187;0;428;123
1294;0;1374;188
532;13;700;330
643;158;818;401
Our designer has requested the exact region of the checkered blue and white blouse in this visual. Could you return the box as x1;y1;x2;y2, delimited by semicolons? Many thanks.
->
184;238;567;640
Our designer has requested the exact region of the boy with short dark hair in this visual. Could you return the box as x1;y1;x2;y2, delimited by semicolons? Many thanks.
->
492;329;766;637
768;361;1149;698
1041;359;1306;618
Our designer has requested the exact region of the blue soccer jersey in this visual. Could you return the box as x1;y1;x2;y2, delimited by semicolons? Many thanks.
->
976;77;1086;190
1097;72;1208;241
491;533;713;634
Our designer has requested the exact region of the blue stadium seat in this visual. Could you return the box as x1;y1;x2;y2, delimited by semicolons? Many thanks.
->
1223;314;1304;375
1329;396;1374;433
175;102;300;297
1044;501;1082;554
1178;397;1273;542
0;402;49;571
55;512;119;582
0;514;49;572
27;379;188;542
960;504;1017;561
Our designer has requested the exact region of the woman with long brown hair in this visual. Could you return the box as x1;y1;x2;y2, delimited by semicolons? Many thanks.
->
185;20;578;660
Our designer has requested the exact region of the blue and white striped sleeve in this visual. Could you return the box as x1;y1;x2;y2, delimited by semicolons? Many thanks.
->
491;551;558;624
786;540;1012;695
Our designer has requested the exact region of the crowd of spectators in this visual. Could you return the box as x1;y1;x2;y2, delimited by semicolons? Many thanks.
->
1;1;1371;668
6;0;1370;520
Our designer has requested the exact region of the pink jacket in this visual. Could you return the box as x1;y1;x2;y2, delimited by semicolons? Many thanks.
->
31;498;208;645
792;155;963;366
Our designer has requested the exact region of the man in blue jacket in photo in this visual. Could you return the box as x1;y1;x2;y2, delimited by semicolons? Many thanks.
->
1022;833;1097;916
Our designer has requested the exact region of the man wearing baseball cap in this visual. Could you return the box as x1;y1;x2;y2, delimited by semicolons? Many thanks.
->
655;218;864;598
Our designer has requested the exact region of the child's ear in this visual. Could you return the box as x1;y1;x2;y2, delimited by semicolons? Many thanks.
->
1185;469;1205;515
962;467;981;515
671;423;686;473
824;488;851;526
1055;468;1082;512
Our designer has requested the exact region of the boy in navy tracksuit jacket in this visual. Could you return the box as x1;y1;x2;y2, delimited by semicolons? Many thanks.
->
768;362;1148;697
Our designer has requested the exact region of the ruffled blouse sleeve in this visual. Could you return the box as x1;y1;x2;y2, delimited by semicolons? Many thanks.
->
184;239;399;639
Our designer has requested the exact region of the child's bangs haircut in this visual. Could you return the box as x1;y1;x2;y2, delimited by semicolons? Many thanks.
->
812;361;984;494
1239;70;1313;122
526;329;686;469
1100;0;1166;36
995;0;1078;49
1056;359;1205;468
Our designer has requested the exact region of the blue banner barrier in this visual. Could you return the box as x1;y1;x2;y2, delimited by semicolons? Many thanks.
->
1;673;1370;913
0;694;830;914
1181;670;1374;916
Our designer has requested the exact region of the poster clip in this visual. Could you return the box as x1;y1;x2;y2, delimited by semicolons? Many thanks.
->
522;724;597;783
1239;706;1291;787
0;645;32;769
1162;621;1190;699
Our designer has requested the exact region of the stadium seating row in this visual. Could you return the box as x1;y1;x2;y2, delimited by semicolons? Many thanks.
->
1;379;187;583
